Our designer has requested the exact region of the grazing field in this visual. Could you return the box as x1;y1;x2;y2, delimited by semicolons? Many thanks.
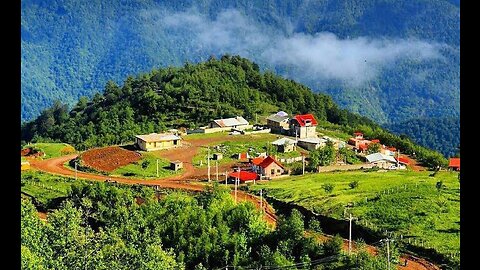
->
250;170;460;259
112;152;182;179
22;143;76;159
191;133;279;168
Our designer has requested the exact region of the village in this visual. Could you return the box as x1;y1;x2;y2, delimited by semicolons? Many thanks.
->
29;111;453;187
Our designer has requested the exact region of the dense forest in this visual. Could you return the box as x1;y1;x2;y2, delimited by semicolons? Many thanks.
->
21;56;448;168
21;182;392;269
385;117;460;157
21;0;460;154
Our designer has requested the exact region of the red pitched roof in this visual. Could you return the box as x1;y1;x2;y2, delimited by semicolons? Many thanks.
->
448;158;460;168
258;156;285;169
371;139;380;143
387;147;397;151
395;156;410;165
229;171;258;182
294;114;318;127
251;157;266;166
358;144;368;151
354;132;363;136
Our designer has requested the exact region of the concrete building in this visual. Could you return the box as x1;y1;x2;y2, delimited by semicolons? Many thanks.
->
135;133;181;151
289;114;318;139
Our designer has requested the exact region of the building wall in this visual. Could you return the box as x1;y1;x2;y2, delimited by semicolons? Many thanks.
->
261;163;285;178
136;138;180;151
297;141;322;151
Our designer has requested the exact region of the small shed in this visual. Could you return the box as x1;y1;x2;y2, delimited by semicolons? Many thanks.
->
170;160;183;171
213;153;223;160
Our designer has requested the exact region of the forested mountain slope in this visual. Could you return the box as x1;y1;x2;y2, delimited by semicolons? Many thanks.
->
21;0;459;154
21;56;448;168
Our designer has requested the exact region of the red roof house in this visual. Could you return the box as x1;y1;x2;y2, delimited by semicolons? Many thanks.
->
290;114;318;138
251;157;266;166
293;114;318;127
228;170;258;183
448;158;460;171
371;139;380;143
255;156;286;179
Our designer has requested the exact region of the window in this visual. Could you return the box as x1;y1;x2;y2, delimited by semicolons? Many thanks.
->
271;169;275;175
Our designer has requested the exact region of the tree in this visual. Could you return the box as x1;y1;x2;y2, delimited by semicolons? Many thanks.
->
308;219;322;234
349;180;359;189
323;234;343;256
322;183;334;194
436;181;443;192
367;143;381;154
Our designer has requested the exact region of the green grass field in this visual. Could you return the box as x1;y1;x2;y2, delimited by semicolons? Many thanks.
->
22;143;76;159
191;133;279;168
112;152;182;179
250;170;460;258
21;170;81;207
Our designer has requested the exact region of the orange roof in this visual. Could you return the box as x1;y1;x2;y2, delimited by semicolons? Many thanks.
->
258;156;285;169
449;158;460;168
358;144;368;151
371;139;380;143
395;156;410;164
251;157;266;166
388;147;397;151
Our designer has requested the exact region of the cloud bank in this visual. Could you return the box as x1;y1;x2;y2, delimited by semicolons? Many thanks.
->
142;8;444;87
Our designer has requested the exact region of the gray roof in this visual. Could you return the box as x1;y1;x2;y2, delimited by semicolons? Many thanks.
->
135;133;181;143
365;153;397;163
213;116;249;127
271;137;297;145
298;137;327;145
267;114;289;123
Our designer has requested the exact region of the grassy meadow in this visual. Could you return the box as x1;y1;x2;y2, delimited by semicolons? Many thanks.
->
111;152;182;179
22;142;76;159
250;170;460;258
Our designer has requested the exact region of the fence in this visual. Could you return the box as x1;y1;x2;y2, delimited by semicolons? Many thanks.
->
278;156;303;164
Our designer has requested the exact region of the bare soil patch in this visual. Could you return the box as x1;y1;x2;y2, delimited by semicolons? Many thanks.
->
80;146;142;172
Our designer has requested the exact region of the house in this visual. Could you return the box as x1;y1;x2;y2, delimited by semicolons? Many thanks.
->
289;114;318;139
297;137;328;151
448;158;460;171
212;153;223;160
250;156;266;172
271;137;297;152
353;132;364;139
135;133;181;151
235;152;250;160
170;160;183;171
365;153;397;169
322;136;346;149
380;145;397;156
209;116;249;129
266;112;290;133
228;170;258;184
254;156;286;179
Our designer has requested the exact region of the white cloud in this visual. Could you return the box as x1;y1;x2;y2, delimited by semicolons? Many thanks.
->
144;8;444;87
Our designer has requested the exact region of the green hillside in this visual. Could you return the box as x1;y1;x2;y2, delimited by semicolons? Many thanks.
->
21;56;448;169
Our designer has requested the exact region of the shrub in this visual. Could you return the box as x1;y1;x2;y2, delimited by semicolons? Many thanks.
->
322;183;334;194
349;180;359;189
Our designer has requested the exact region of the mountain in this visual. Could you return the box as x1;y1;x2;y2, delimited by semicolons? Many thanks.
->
21;0;460;154
385;117;460;157
21;56;448;168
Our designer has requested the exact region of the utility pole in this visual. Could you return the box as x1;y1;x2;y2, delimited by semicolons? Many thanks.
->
235;168;239;204
260;189;263;212
225;171;228;186
156;159;159;177
348;213;353;254
302;154;305;175
386;238;391;270
75;161;77;181
207;146;211;182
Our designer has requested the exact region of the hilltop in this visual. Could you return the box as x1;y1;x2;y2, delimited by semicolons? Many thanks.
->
21;56;447;168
